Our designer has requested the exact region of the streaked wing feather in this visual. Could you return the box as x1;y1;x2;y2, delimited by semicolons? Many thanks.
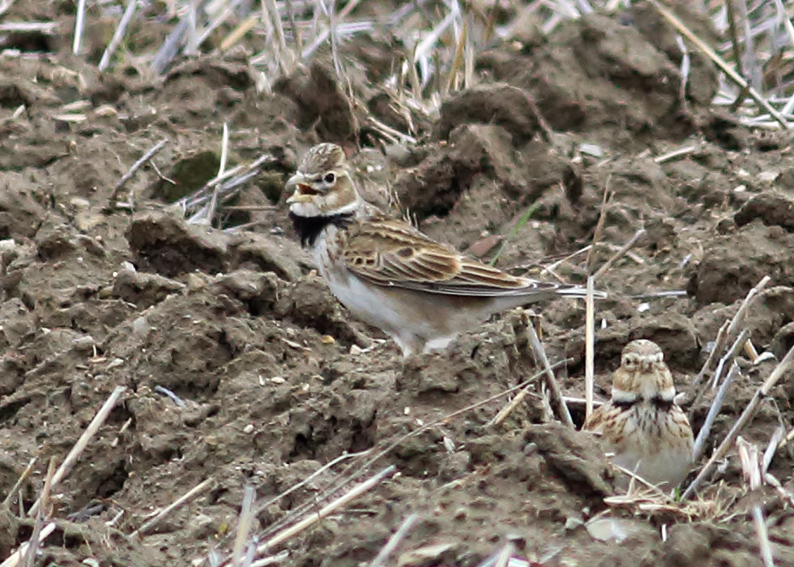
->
381;255;432;281
342;219;563;297
388;281;563;297
583;404;614;434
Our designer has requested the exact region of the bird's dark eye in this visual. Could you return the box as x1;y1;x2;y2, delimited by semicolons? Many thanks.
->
324;172;336;184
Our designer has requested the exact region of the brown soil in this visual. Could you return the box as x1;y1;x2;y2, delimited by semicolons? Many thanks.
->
2;1;794;566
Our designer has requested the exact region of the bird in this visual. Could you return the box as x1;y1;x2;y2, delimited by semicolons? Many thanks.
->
583;339;694;489
285;142;605;356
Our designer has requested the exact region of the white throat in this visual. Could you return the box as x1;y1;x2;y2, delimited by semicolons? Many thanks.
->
289;196;361;218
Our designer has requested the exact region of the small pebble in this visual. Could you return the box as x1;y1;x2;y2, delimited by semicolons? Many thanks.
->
579;143;603;158
72;336;96;351
94;104;118;117
132;316;150;338
186;273;207;291
243;424;254;434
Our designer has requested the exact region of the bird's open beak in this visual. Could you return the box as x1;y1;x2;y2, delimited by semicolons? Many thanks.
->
285;172;317;204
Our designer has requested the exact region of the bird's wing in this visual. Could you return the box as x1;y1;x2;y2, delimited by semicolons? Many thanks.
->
341;218;568;297
583;402;632;453
583;404;612;434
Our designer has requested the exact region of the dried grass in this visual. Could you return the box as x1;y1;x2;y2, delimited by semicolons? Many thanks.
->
238;363;562;565
368;513;418;567
47;0;794;153
131;477;215;538
683;342;794;500
110;139;169;205
28;386;126;517
9;0;794;561
737;438;775;567
72;0;794;242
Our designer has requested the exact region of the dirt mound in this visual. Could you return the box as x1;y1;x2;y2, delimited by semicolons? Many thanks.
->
478;5;717;145
2;1;794;566
687;222;794;304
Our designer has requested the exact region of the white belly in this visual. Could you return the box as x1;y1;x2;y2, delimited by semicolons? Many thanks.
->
613;445;692;488
313;237;425;338
311;234;465;354
326;265;404;332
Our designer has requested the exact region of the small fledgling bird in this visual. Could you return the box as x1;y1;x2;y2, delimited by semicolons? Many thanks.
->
286;143;605;356
584;339;694;489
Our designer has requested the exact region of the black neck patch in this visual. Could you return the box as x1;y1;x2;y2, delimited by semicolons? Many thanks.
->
613;398;637;410
613;396;674;411
650;395;674;411
289;212;354;248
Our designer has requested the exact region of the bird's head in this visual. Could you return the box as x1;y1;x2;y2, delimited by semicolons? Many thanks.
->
612;339;675;404
286;143;359;218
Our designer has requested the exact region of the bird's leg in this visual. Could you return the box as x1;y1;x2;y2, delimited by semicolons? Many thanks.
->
393;333;424;358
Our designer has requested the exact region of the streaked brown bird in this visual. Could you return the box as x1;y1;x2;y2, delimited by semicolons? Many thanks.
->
584;339;694;489
286;143;605;356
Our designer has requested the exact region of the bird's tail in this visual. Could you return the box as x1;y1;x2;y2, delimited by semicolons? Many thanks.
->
555;285;608;300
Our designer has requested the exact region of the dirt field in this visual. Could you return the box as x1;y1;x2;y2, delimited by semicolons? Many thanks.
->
2;1;794;566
